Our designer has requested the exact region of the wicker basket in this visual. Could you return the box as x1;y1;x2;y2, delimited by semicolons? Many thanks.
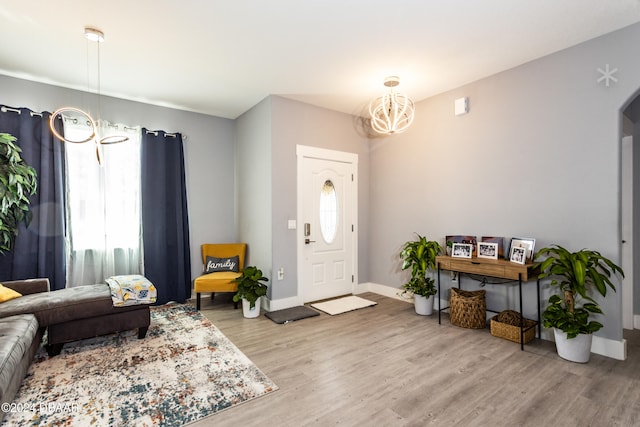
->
490;310;536;344
449;288;486;329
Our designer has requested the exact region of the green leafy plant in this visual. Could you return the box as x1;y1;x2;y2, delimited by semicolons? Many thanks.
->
535;244;623;339
232;265;269;309
399;233;443;298
0;133;37;254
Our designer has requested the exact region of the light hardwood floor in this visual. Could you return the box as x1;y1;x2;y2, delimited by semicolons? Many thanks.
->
190;292;640;427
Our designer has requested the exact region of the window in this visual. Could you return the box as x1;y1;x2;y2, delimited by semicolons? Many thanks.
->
63;120;142;285
319;179;338;243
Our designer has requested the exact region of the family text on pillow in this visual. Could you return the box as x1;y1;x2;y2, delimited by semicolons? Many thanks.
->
205;256;240;273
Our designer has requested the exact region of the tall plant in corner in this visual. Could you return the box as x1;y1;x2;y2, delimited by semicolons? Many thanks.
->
535;244;623;363
0;133;37;254
400;233;442;315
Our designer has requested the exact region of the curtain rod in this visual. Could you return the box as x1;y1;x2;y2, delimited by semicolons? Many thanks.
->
63;117;141;134
145;130;180;138
1;106;42;117
1;106;184;139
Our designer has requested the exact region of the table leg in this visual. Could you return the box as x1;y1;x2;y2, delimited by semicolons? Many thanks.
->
519;273;524;351
537;279;541;338
437;264;441;325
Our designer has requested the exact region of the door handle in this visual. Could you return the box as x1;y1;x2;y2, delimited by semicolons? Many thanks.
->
305;238;316;245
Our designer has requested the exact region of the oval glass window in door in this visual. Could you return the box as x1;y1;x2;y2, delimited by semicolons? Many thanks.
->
319;179;338;243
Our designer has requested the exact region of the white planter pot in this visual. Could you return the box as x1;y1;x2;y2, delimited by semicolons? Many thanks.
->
414;294;434;316
553;328;593;363
242;297;262;318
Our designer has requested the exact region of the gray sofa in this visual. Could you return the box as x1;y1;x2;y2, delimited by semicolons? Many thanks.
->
0;278;151;421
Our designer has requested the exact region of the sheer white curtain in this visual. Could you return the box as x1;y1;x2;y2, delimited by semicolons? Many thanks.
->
63;118;143;287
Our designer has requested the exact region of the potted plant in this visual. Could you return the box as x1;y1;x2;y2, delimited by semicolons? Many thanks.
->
446;240;453;256
0;133;37;254
232;266;269;318
400;233;443;315
535;244;623;363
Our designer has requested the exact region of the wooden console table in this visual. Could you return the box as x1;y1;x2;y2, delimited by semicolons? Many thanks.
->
436;255;540;350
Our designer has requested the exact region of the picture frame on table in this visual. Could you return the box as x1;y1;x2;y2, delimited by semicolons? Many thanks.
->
508;237;536;262
477;242;498;259
510;245;527;264
451;243;473;259
446;235;477;256
481;236;505;258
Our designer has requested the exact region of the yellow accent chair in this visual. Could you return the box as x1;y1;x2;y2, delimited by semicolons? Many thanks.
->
193;243;247;310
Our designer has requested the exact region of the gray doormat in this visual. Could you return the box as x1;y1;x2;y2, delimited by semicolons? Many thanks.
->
265;306;320;324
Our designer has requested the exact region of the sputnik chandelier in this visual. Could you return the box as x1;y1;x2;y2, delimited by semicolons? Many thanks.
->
49;27;128;159
369;76;415;135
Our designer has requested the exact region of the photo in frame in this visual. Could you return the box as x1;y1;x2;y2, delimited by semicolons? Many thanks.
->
446;235;477;256
508;237;536;262
510;245;527;264
451;243;473;258
477;242;498;259
481;236;505;258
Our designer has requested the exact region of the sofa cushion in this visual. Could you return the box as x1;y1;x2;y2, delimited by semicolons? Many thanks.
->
0;284;116;327
0;314;39;344
0;314;39;405
0;285;21;303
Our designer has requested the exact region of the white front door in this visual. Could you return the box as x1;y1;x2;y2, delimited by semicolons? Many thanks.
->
297;145;357;303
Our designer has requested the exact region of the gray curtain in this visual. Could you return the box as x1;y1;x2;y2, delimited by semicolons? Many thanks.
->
0;106;66;290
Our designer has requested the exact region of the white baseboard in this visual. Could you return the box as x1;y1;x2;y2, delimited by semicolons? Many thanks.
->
592;336;626;360
264;295;303;312
634;314;640;329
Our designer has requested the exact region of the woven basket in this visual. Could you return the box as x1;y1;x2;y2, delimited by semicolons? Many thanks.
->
449;288;486;329
490;310;536;344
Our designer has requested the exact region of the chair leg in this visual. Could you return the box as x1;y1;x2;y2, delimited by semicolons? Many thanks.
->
211;292;215;300
234;300;238;309
196;293;201;310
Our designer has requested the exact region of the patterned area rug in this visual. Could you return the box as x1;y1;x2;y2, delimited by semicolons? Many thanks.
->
3;304;278;426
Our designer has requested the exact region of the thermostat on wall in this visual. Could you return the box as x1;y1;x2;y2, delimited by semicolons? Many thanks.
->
454;97;469;116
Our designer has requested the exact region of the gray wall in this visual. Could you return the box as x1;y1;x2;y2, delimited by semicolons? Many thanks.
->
368;22;640;341
0;75;236;284
235;97;273;290
270;96;371;299
234;95;371;301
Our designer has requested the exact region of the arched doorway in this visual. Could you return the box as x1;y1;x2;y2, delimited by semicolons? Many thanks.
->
621;92;640;331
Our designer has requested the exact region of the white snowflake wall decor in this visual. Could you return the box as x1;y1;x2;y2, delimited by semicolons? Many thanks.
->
597;64;618;87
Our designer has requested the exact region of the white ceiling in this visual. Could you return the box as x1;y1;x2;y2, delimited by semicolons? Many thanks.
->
1;1;640;119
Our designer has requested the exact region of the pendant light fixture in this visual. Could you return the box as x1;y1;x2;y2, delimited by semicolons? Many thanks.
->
369;76;415;135
49;27;128;160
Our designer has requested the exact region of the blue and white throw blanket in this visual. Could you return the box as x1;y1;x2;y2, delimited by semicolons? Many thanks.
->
106;275;157;307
